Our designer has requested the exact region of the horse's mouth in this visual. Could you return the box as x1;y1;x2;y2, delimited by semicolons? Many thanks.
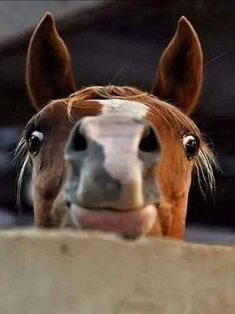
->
69;204;158;239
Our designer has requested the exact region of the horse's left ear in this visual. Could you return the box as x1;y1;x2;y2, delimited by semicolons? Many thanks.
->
152;16;203;115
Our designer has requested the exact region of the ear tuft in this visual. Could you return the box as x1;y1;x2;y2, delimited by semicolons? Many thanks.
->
178;16;192;31
177;16;199;45
33;13;55;39
43;12;54;23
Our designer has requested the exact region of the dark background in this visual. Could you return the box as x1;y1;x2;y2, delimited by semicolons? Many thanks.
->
0;1;234;243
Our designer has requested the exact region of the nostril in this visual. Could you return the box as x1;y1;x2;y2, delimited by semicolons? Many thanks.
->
66;200;71;208
72;124;87;152
139;124;160;153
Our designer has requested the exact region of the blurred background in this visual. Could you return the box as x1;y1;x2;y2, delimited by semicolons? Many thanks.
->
0;0;234;245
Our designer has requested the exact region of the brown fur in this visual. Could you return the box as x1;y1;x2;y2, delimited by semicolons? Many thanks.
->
18;86;215;238
18;14;215;239
152;16;203;114
26;13;75;109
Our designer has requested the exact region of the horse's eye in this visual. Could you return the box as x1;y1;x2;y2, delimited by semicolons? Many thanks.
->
27;130;44;156
182;134;200;160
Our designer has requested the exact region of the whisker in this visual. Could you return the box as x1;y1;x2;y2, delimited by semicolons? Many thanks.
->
108;67;124;85
16;85;216;206
14;136;29;206
65;85;216;194
205;49;235;67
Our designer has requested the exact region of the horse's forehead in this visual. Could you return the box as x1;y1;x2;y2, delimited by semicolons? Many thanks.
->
89;99;148;118
40;98;148;121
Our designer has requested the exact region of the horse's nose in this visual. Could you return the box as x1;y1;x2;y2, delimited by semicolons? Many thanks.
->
64;114;162;210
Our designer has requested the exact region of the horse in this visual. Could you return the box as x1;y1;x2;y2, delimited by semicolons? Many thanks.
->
16;13;215;239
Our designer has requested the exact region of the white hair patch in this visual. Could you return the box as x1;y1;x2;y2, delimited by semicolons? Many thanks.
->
98;99;148;119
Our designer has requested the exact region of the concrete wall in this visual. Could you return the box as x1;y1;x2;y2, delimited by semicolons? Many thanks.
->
0;230;234;314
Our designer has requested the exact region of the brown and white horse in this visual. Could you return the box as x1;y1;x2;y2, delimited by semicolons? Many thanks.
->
17;13;215;239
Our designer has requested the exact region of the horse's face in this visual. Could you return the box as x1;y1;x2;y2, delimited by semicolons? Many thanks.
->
19;14;215;239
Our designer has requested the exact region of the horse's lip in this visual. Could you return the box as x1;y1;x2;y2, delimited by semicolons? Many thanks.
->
75;206;145;213
69;204;158;238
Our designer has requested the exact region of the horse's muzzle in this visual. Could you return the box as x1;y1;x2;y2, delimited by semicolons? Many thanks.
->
64;113;162;237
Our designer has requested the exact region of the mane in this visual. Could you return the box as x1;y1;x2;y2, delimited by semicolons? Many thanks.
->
15;85;217;204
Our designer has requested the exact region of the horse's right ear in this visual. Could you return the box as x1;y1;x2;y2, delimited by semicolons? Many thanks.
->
26;13;75;110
